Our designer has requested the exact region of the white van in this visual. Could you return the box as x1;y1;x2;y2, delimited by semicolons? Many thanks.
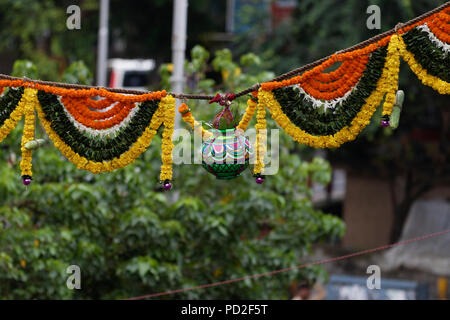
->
107;59;155;91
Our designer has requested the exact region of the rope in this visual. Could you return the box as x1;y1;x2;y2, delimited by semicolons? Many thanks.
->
0;2;448;101
125;228;450;300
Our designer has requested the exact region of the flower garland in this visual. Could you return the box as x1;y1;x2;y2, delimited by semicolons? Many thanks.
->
179;97;258;139
61;97;136;129
38;91;161;162
259;36;402;148
381;34;401;116
417;24;450;54
402;26;450;83
0;79;167;102
259;8;443;93
236;96;257;131
35;92;171;174
272;46;388;136
260;37;392;92
300;55;370;101
399;35;450;95
310;59;356;83
19;88;36;180
159;95;175;183
61;100;142;138
0;87;24;143
254;96;266;175
62;96;132;121
427;12;450;43
0;5;448;187
179;103;213;139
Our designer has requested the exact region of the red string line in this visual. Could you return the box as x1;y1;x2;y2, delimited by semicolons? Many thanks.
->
124;229;450;300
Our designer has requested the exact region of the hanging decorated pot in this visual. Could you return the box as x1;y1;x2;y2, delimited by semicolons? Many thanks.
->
202;128;252;180
201;98;252;180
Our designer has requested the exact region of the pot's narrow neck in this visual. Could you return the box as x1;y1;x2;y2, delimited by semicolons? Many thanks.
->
211;128;236;136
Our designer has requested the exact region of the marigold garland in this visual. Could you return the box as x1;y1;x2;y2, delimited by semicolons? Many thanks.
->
236;98;257;131
35;93;168;174
259;8;443;93
159;95;176;182
301;55;370;100
0;79;167;102
273;46;388;136
19;88;36;178
258;40;401;148
179;103;213;139
254;98;266;174
399;35;450;94
61;96;136;129
428;14;450;42
62;96;133;121
310;59;356;83
0;88;24;143
38;91;160;162
0;4;448;186
381;35;401;116
402;26;450;83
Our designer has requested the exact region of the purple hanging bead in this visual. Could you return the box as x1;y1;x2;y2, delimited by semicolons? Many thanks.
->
22;176;32;186
162;180;172;191
255;176;264;184
381;120;390;127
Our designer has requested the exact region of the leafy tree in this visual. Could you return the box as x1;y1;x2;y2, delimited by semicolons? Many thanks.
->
0;47;344;299
0;0;99;79
0;0;227;78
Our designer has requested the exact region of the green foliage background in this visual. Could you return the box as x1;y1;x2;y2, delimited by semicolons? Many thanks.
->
0;47;344;299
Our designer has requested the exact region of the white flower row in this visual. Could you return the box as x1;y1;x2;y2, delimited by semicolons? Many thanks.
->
294;83;358;111
417;23;450;55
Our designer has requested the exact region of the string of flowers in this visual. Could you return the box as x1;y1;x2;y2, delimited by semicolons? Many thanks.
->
178;103;213;139
61;101;142;138
84;97;115;110
300;55;369;101
159;95;176;190
272;45;388;136
236;95;257;131
258;36;401;148
402;26;449;83
0;88;24;143
259;9;442;93
428;12;450;43
381;34;401;117
398;34;450;94
61;96;130;121
35;92;167;174
61;96;136;129
309;59;355;83
254;96;266;177
19;88;36;185
260;38;392;91
417;24;450;54
0;79;167;102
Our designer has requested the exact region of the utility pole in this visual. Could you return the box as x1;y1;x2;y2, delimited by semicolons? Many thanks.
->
226;0;235;33
171;0;188;127
96;0;110;87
